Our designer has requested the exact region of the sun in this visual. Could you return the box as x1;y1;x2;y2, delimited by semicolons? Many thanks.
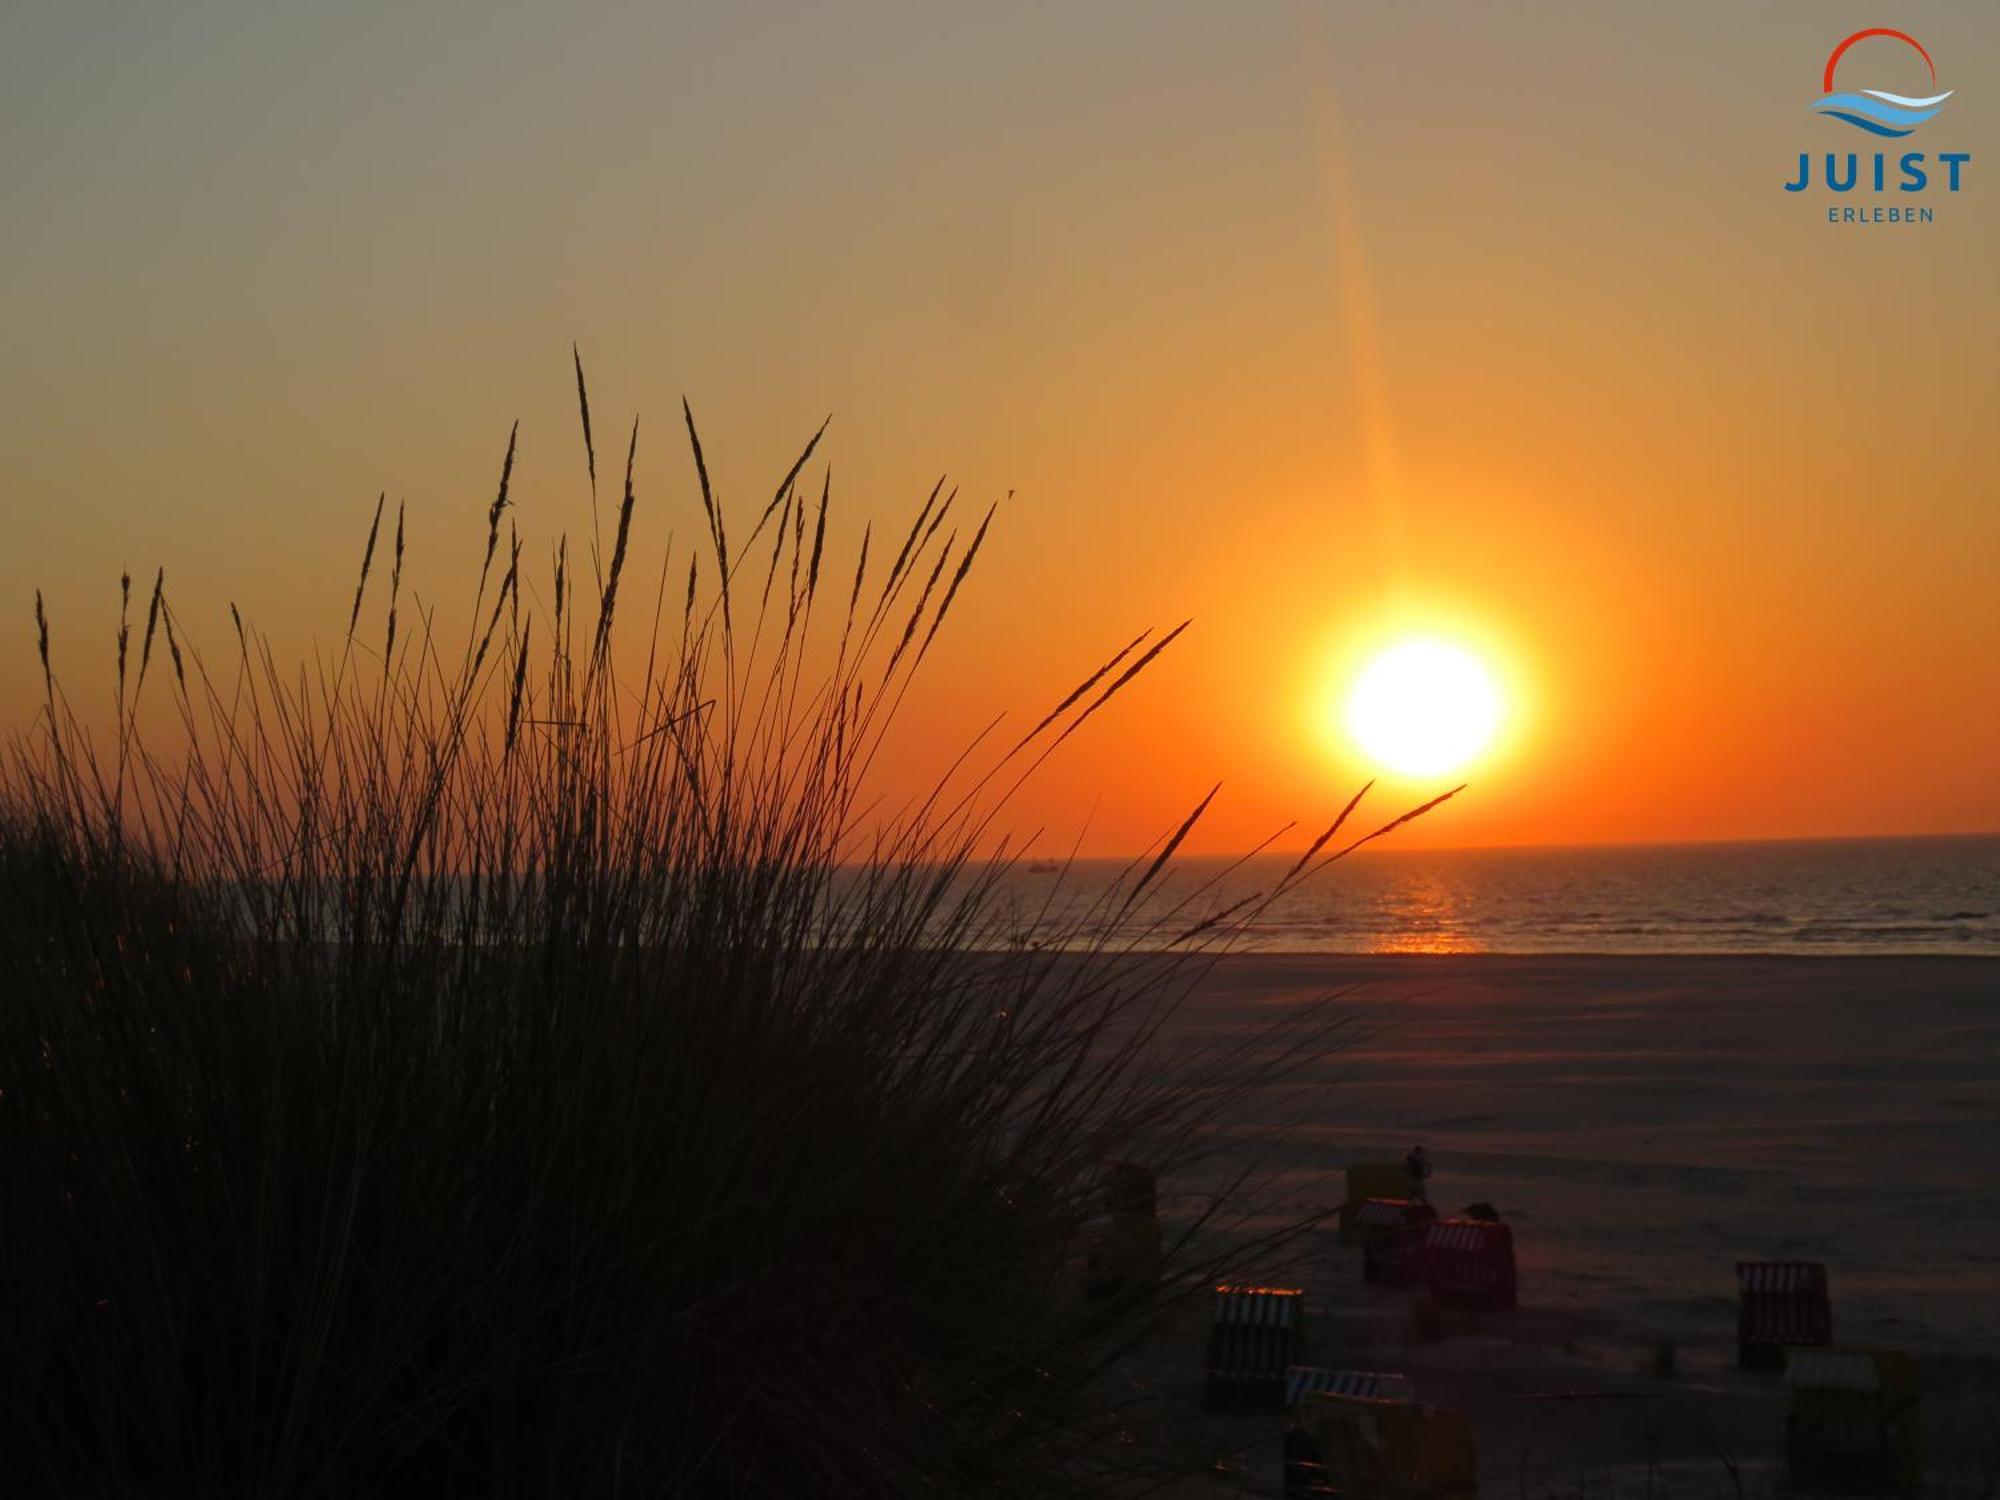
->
1344;639;1502;778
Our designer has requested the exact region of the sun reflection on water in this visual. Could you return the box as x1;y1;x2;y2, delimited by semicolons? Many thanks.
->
1371;875;1481;954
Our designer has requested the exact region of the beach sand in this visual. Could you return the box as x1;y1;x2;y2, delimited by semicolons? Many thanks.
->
1127;953;2000;1493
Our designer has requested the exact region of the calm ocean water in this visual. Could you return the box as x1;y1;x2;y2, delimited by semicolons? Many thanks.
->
983;835;2000;956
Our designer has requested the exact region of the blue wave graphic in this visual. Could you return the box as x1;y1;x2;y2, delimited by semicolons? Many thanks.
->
1818;109;1915;138
1811;89;1951;137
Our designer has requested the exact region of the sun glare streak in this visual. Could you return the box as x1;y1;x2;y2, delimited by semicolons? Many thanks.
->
1295;3;1406;579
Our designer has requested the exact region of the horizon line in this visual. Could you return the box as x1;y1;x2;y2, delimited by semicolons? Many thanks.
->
1018;828;2000;863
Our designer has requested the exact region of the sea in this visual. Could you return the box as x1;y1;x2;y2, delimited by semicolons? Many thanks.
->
980;835;2000;956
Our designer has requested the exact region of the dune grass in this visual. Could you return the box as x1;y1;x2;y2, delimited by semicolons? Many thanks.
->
0;374;1449;1496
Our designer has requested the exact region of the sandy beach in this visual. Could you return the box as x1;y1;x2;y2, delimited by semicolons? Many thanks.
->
1135;953;2000;1493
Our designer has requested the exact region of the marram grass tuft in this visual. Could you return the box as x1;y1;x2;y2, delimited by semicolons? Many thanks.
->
0;371;1446;1497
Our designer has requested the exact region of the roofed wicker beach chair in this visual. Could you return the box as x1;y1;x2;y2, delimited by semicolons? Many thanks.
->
1423;1217;1517;1311
1080;1211;1160;1301
1784;1348;1921;1495
1202;1284;1305;1411
1338;1162;1414;1244
1737;1260;1831;1369
1103;1160;1156;1218
1283;1391;1477;1499
1082;1161;1161;1300
1355;1197;1438;1285
1284;1365;1416;1407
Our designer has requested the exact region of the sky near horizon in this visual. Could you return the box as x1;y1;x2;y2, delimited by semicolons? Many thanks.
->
2;3;1996;855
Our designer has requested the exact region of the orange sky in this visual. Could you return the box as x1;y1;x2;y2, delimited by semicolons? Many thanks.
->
3;5;1996;854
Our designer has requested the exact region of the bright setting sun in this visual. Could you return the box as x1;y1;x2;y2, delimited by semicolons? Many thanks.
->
1344;639;1502;778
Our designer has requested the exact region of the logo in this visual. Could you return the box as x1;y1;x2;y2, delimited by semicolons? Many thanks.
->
1811;28;1952;137
1784;27;1970;221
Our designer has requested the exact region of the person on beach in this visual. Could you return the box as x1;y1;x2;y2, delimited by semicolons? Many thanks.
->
1404;1144;1432;1204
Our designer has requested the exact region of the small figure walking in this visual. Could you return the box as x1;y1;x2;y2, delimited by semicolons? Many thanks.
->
1403;1144;1433;1204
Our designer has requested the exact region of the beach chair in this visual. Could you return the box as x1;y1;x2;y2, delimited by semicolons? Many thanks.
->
1081;1210;1160;1300
1083;1161;1161;1299
1103;1160;1156;1218
1284;1391;1477;1498
1202;1284;1304;1411
1339;1162;1414;1244
1356;1197;1438;1285
1423;1218;1516;1311
1737;1260;1831;1369
1285;1365;1416;1407
1784;1348;1921;1495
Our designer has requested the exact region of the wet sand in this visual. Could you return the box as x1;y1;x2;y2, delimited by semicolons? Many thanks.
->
1136;953;2000;1493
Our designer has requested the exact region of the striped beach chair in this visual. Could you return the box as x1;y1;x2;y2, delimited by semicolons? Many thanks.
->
1338;1162;1413;1244
1103;1161;1156;1218
1356;1197;1438;1285
1283;1392;1477;1498
1080;1211;1160;1300
1785;1348;1921;1494
1083;1161;1161;1300
1353;1197;1427;1237
1202;1284;1305;1411
1284;1365;1416;1407
1423;1218;1517;1311
1737;1261;1830;1369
